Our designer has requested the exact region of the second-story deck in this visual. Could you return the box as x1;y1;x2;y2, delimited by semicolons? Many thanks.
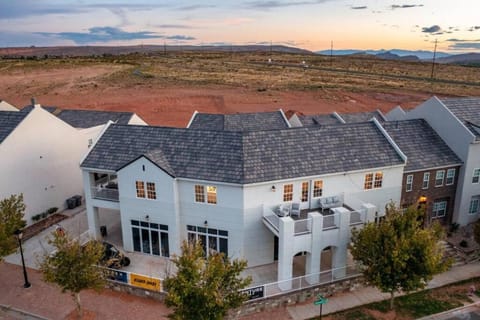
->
262;202;366;237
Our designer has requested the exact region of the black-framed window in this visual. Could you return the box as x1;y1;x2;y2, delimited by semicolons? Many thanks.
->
131;220;169;257
187;225;228;257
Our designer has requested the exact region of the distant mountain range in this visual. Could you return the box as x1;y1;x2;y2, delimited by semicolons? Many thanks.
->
316;49;451;60
0;45;311;57
316;49;480;65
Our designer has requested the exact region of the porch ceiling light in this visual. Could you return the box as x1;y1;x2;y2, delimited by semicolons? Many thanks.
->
419;195;427;203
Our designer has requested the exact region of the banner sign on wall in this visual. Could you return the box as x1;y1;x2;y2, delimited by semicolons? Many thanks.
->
129;273;162;292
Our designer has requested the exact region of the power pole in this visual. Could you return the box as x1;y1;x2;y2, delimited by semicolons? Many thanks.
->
430;39;437;79
330;40;333;67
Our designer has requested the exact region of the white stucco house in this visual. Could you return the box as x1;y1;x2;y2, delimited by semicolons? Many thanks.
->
386;96;480;225
81;114;406;286
0;101;147;225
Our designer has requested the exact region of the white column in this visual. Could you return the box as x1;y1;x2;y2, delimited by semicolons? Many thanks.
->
278;217;295;291
306;212;323;284
362;203;377;222
83;171;101;239
332;207;350;279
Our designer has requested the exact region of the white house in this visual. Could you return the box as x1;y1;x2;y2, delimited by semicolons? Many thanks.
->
386;96;480;225
81;119;405;286
0;101;147;225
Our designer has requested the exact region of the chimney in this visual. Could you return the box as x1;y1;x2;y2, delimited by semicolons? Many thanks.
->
31;97;41;108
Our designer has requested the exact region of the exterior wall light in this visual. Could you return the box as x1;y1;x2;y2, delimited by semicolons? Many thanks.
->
271;186;276;192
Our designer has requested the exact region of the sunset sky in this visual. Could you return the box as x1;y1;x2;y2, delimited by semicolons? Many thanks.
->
0;0;479;52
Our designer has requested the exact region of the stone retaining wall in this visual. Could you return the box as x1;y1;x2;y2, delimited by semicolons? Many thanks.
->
232;276;365;318
105;281;166;301
104;275;365;318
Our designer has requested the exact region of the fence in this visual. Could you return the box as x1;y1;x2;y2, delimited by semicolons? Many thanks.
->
100;266;163;292
242;264;361;301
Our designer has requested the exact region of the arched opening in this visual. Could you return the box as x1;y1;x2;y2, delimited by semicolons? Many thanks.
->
320;245;335;271
292;251;309;278
320;245;337;282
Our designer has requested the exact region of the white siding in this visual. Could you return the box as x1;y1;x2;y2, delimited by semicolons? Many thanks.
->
0;106;91;224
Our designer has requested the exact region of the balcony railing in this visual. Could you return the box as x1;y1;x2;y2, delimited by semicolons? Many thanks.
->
91;186;119;202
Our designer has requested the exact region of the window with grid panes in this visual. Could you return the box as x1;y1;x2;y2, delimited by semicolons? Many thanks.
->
146;182;156;199
136;181;145;198
313;180;323;197
195;185;205;202
283;184;293;202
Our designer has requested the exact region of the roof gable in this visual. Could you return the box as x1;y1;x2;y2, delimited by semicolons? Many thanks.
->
382;119;462;172
440;97;480;140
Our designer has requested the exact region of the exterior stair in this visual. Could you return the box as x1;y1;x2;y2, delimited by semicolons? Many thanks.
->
439;240;465;267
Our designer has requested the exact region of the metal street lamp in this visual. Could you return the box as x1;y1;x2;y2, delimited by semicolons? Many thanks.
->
14;229;31;288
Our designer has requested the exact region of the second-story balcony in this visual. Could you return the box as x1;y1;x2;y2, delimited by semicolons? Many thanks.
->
262;198;367;237
90;173;119;202
91;186;119;202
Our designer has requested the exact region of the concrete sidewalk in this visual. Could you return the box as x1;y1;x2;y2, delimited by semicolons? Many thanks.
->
1;260;479;320
287;261;480;320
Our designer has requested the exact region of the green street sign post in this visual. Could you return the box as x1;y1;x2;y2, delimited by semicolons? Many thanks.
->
313;295;328;319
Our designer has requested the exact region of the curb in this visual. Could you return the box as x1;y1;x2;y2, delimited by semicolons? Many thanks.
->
417;301;480;320
0;304;49;320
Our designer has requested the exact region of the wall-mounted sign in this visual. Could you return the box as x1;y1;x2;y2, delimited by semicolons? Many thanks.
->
129;273;162;292
103;268;128;283
243;285;265;301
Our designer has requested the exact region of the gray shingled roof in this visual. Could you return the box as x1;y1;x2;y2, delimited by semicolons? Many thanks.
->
188;111;289;131
0;110;30;143
297;114;342;126
339;110;386;123
53;109;135;128
82;122;405;184
382;119;462;172
440;98;480;140
22;106;135;128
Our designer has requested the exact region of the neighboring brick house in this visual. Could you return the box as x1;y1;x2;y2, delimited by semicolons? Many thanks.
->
382;119;462;225
387;96;480;225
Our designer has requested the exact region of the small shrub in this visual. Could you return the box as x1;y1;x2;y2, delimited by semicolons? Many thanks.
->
450;223;460;233
460;240;468;248
41;212;48;219
47;207;58;215
32;214;40;222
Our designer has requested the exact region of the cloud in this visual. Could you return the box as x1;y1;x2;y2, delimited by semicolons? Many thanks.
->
448;41;480;50
177;4;216;10
468;26;480;32
390;4;424;9
446;38;480;42
36;26;195;44
245;0;329;9
351;6;367;10
155;24;193;29
166;35;195;40
0;1;83;18
422;25;441;33
0;2;164;19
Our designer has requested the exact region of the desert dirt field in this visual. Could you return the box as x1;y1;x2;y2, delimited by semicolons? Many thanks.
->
1;51;479;127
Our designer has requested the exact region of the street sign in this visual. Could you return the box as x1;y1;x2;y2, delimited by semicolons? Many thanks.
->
314;297;328;305
314;295;328;320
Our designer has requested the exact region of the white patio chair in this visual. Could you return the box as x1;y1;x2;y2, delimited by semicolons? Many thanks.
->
290;202;301;218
